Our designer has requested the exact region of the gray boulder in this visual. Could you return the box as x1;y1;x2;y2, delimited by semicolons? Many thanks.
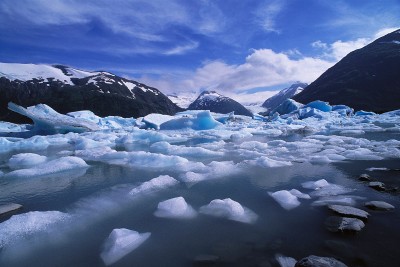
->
295;255;348;267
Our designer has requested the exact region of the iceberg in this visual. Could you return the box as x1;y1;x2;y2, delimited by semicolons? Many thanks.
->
100;228;151;266
304;100;332;112
160;110;222;130
129;175;179;196
268;190;301;210
271;99;303;116
154;197;197;219
143;113;174;130
8;102;100;133
199;198;258;224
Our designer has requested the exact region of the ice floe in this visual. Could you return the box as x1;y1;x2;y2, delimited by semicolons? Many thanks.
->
199;198;258;223
268;190;301;210
5;156;88;178
154;197;197;219
8;153;47;170
129;175;179;196
100;228;151;266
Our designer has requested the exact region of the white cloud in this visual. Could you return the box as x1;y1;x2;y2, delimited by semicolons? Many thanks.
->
163;41;199;56
255;0;285;33
312;27;400;61
140;48;334;94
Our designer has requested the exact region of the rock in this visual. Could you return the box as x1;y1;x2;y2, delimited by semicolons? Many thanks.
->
358;174;371;181
0;203;23;216
194;254;220;265
295;255;348;267
328;205;370;220
365;201;395;210
368;182;386;191
325;216;365;233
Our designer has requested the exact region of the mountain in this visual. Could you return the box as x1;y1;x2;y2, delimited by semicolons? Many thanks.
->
294;29;400;113
0;63;182;123
262;82;308;113
187;91;253;116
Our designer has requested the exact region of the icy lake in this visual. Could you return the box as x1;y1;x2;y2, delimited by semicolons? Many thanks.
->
1;105;400;267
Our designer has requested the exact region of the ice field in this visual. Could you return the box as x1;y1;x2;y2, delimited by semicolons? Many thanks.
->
1;102;400;266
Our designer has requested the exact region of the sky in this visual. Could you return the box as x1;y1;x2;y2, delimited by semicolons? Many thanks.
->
0;0;399;103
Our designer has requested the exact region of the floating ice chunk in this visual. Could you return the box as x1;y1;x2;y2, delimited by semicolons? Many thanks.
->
0;121;28;133
343;148;383;160
309;155;332;164
312;196;358;206
250;156;292;168
150;141;223;158
340;130;365;135
67;110;101;123
143;113;174;129
100;228;151;266
275;254;297;267
271;99;303;116
366;167;390;171
160;110;222;130
180;161;240;184
268;190;301;210
8;102;100;133
154;197;197;219
0;211;70;248
355;110;375;116
302;179;329;190
129;175;179;196
0;136;51;153
5;156;88;178
199;198;257;224
310;184;354;197
8;153;47;170
304;100;332;112
289;189;311;199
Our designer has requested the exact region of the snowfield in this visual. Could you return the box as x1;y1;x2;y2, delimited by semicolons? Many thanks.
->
0;101;400;266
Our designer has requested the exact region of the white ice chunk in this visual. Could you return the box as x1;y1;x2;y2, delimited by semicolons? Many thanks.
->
150;141;223;158
143;113;174;130
129;175;179;196
5;156;88;178
0;211;70;248
199;198;257;224
100;228;151;266
289;189;311;199
312;196;358;206
254;156;292;168
154;197;197;219
302;179;329;190
268;190;301;210
8;153;47;170
180;161;240;184
275;254;297;267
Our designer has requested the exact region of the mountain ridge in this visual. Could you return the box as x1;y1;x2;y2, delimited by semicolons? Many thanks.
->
0;63;182;123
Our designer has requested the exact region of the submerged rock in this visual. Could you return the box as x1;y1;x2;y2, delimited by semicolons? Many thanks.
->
368;181;386;191
365;201;395;211
325;216;365;233
295;255;348;267
328;205;370;220
0;203;23;216
358;174;371;182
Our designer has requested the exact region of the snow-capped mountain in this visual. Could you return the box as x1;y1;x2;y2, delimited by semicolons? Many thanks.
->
167;91;198;109
0;63;182;123
188;91;253;116
294;29;400;112
262;82;308;113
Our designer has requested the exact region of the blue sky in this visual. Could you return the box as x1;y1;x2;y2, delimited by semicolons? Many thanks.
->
0;0;399;100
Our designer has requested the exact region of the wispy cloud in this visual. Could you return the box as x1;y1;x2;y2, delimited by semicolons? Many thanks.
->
255;0;285;33
163;41;199;56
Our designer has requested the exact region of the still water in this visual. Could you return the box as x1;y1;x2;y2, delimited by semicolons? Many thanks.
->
0;136;399;267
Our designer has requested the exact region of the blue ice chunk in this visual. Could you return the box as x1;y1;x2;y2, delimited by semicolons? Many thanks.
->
355;110;376;116
160;110;222;130
304;100;332;112
8;102;100;134
271;99;303;115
